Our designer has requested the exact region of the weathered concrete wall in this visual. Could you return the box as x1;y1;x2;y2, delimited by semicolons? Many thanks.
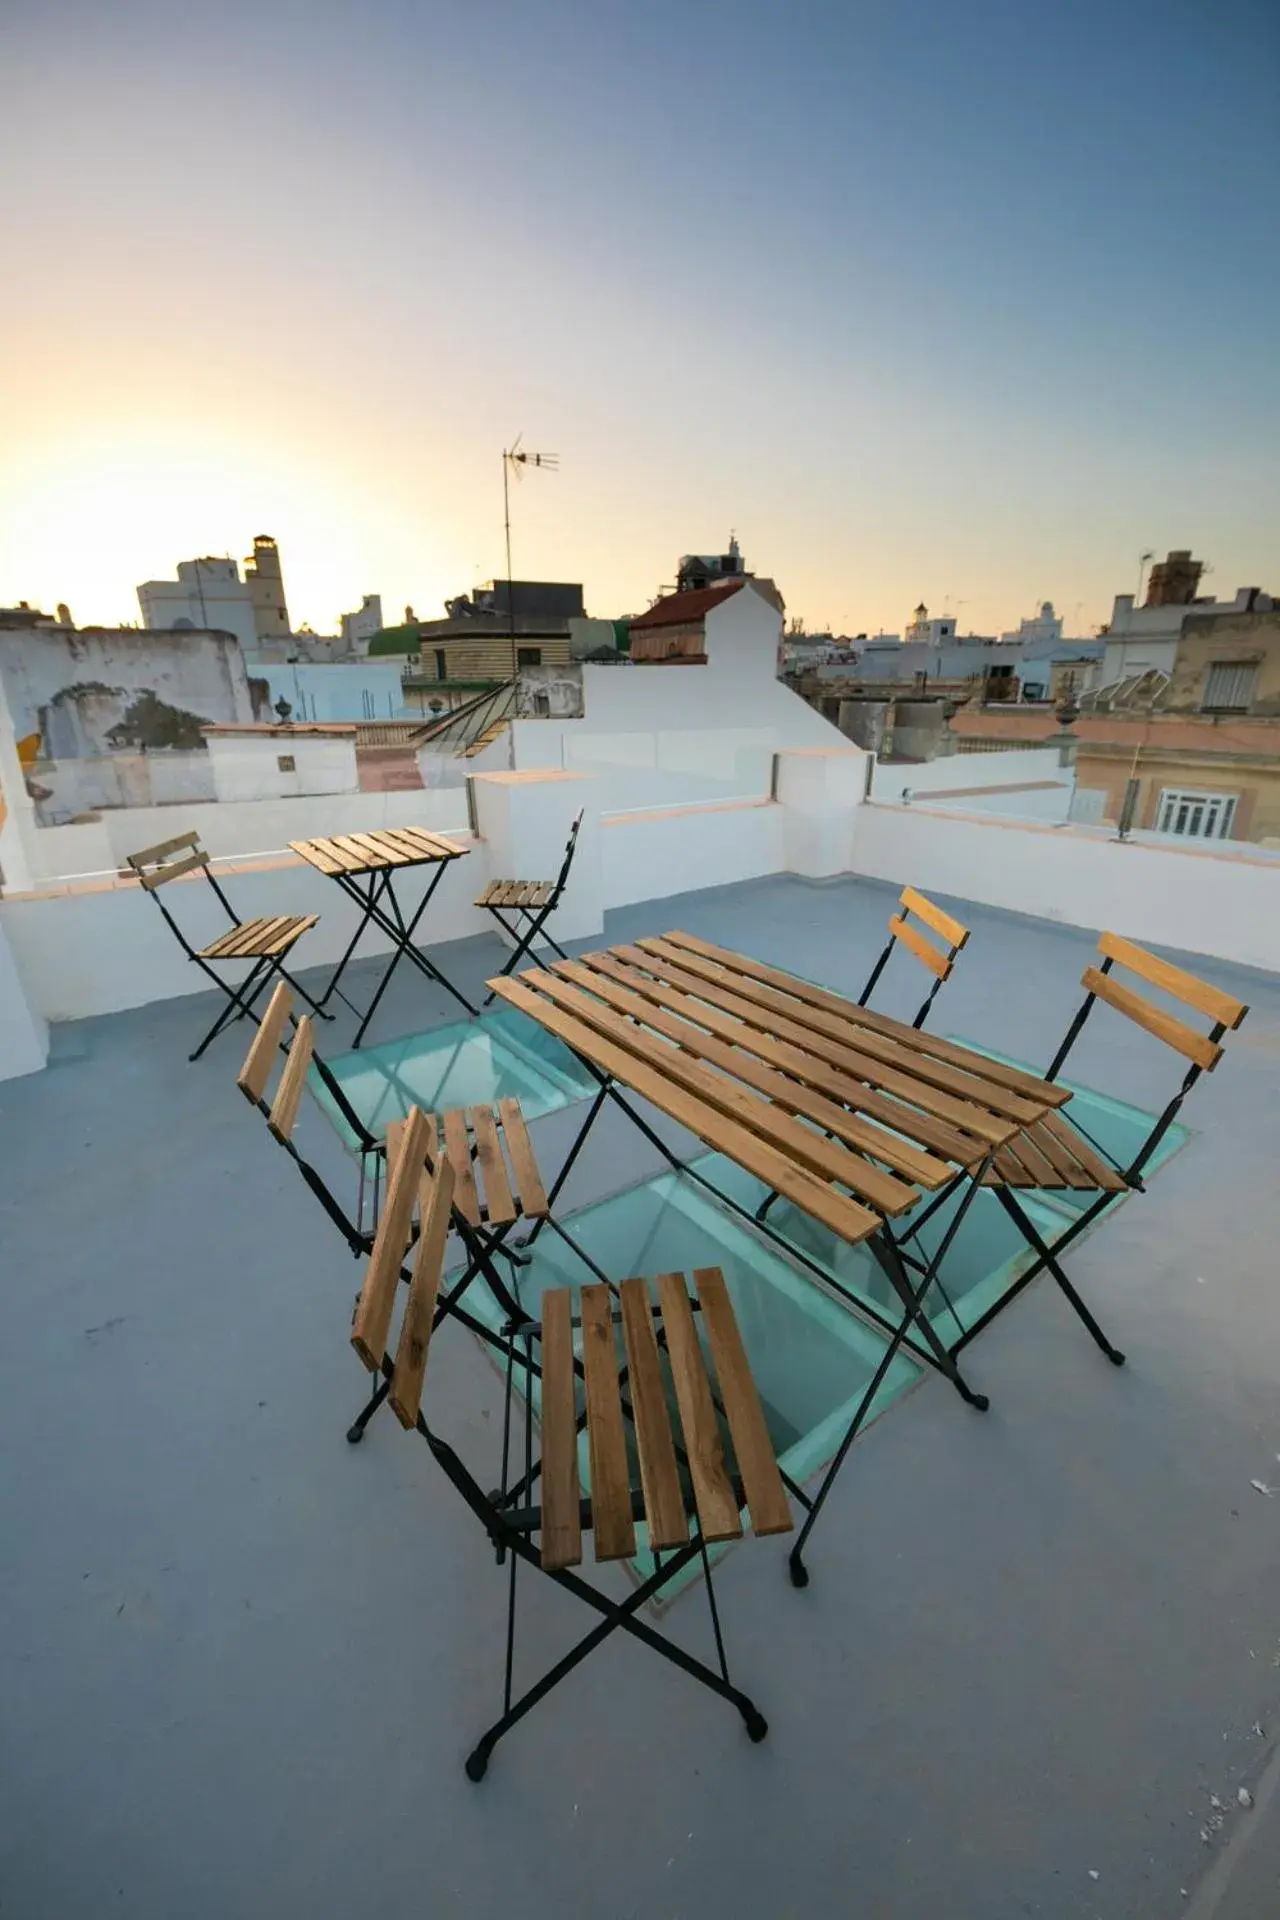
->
1169;610;1280;715
204;730;359;802
0;627;265;760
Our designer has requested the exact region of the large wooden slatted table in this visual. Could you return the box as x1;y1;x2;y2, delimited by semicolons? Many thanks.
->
290;826;472;1046
488;929;1080;1373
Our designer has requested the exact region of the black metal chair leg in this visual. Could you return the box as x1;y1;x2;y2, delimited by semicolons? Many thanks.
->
346;1376;391;1443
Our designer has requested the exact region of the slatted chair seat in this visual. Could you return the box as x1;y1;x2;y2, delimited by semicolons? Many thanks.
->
476;879;554;910
200;913;319;961
539;1270;793;1572
478;810;585;1004
126;830;327;1061
383;1098;549;1232
986;1111;1129;1193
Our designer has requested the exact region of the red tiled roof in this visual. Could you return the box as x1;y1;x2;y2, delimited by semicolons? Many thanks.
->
629;581;744;631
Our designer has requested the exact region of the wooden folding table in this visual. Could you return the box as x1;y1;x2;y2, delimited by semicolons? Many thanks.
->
487;928;1078;1583
290;826;472;1046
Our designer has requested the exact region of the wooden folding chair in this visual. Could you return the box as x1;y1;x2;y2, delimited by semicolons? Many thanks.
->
478;809;584;1003
235;994;603;1445
858;885;970;1029
350;1123;792;1780
127;831;328;1060
236;984;382;1257
960;930;1249;1360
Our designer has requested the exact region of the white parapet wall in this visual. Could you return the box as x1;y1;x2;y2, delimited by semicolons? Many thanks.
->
852;801;1280;973
203;726;360;803
871;746;1074;822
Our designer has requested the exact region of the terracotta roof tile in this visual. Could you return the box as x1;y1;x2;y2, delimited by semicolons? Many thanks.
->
629;582;745;631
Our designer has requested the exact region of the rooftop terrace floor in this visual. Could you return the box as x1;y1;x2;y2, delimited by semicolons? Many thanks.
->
3;874;1280;1918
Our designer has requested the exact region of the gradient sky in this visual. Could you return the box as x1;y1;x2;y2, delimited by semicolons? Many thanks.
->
2;0;1277;638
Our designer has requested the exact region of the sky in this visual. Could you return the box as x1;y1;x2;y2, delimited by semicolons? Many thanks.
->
1;0;1277;639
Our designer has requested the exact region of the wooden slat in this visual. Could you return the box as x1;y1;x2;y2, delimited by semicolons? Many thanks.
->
1033;1111;1128;1192
617;1278;688;1552
136;849;209;889
346;831;413;867
1097;931;1248;1031
288;837;344;875
639;936;1043;1127
306;836;366;873
656;1272;741;1543
539;1289;582;1571
993;1122;1063;1188
552;959;926;1210
389;1156;456;1428
469;1104;516;1225
205;915;288;960
374;828;440;864
1011;1115;1094;1188
126;830;199;868
593;951;989;1168
899;886;969;951
694;1268;792;1537
660;930;1072;1108
267;1016;314;1141
475;880;502;907
1083;966;1222;1070
236;981;293;1102
496;1098;549;1217
580;1285;636;1561
263;914;317;956
626;943;1017;1146
530;969;919;1215
441;1107;481;1225
488;976;884;1246
384;1117;406;1182
351;1106;433;1370
889;913;951;980
391;826;462;860
531;882;554;907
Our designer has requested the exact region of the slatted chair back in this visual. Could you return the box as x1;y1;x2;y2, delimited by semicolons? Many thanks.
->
858;885;970;1029
236;983;378;1253
350;1107;456;1424
1046;930;1248;1184
551;809;585;902
126;831;231;949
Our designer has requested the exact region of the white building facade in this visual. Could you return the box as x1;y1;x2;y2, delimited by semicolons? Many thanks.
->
138;536;290;648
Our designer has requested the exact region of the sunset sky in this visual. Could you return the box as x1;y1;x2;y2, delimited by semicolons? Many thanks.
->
2;0;1277;639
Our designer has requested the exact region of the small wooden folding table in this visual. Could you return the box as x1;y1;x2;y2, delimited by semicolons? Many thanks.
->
290;826;472;1046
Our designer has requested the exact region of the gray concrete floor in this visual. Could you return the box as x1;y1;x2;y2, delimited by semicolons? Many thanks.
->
3;874;1280;1919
